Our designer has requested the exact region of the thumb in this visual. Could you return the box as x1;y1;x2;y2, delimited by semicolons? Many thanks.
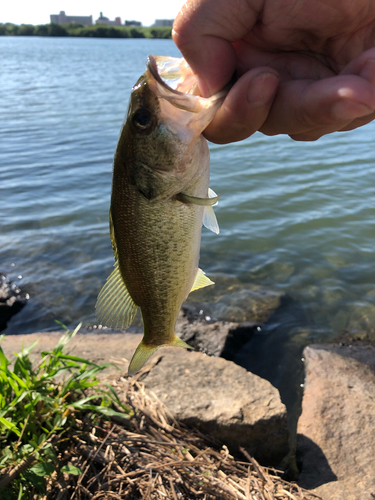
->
173;0;259;96
204;68;279;144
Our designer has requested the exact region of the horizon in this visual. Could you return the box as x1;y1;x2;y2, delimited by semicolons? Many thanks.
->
1;0;185;28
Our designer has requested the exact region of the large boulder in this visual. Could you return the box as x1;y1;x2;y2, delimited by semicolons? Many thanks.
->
140;348;289;466
297;344;375;499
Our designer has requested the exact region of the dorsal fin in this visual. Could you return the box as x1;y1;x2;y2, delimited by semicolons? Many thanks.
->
109;210;119;261
190;268;214;292
96;264;138;329
96;210;138;329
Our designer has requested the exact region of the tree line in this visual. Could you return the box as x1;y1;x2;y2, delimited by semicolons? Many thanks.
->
0;23;172;39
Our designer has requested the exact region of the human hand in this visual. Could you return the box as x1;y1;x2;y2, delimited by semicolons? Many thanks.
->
173;0;375;143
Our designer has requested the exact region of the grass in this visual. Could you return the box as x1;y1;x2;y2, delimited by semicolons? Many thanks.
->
0;324;130;499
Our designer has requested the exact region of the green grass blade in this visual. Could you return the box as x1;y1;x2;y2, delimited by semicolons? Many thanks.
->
0;416;21;436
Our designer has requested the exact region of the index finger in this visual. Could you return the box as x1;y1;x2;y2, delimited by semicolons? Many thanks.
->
172;0;259;96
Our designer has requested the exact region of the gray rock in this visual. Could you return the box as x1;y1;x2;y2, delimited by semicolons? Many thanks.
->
187;280;283;324
140;348;289;466
0;274;29;332
177;307;258;358
315;342;375;370
297;345;375;500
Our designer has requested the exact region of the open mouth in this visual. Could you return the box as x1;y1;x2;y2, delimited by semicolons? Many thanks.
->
147;55;226;114
147;55;199;95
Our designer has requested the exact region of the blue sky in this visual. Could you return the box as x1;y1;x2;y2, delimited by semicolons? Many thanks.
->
2;0;186;27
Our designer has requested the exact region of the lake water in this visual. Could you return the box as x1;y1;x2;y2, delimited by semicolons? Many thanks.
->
1;36;375;414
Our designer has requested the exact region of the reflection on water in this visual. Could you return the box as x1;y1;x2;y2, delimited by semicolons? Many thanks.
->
1;38;375;405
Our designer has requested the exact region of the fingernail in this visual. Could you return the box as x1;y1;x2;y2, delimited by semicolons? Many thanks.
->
332;100;374;120
247;72;279;105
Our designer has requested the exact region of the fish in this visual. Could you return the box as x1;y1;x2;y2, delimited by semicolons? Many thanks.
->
96;55;226;375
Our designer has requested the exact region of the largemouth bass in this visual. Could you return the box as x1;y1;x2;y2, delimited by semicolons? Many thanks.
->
96;55;225;375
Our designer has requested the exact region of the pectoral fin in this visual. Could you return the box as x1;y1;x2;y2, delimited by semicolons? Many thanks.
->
128;336;192;375
203;189;220;234
190;268;215;292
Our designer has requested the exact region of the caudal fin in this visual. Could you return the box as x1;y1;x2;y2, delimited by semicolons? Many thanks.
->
128;335;191;376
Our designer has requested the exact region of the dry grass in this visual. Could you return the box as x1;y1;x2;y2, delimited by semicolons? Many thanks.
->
46;359;321;500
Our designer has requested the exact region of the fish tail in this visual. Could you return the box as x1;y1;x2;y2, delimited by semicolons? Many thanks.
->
128;335;191;376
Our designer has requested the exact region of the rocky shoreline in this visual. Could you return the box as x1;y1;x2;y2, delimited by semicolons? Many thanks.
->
2;309;374;499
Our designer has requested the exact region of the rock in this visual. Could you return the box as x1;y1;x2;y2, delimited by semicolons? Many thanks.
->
316;342;375;369
177;306;258;357
0;274;29;332
187;280;284;324
297;345;375;500
140;348;289;466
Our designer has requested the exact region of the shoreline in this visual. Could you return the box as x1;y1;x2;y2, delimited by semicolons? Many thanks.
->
0;23;172;39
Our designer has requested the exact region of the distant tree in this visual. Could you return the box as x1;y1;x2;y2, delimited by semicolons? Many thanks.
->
5;23;19;35
66;22;84;29
48;23;68;37
35;24;49;36
18;24;35;36
130;28;145;38
107;27;122;38
94;26;110;37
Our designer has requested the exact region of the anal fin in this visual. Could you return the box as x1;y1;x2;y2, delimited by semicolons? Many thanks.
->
190;268;214;292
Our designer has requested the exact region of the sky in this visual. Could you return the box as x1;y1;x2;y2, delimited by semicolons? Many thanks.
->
1;0;186;27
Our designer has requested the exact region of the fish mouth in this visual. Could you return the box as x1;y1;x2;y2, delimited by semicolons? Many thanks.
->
147;55;226;113
147;55;199;95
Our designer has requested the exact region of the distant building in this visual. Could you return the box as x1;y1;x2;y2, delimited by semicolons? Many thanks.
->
153;19;174;27
125;20;142;27
50;11;93;25
96;12;121;26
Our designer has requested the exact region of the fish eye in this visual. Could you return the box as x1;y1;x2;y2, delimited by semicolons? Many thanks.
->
132;108;154;131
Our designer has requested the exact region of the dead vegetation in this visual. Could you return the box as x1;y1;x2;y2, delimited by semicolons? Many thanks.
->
48;365;321;500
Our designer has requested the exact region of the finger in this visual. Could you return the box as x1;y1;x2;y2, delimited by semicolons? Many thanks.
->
288;49;375;139
260;74;375;137
203;68;279;144
340;47;375;86
291;110;375;140
339;112;375;131
173;0;259;96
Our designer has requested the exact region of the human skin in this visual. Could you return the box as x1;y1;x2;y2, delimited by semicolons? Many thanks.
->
173;0;375;143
